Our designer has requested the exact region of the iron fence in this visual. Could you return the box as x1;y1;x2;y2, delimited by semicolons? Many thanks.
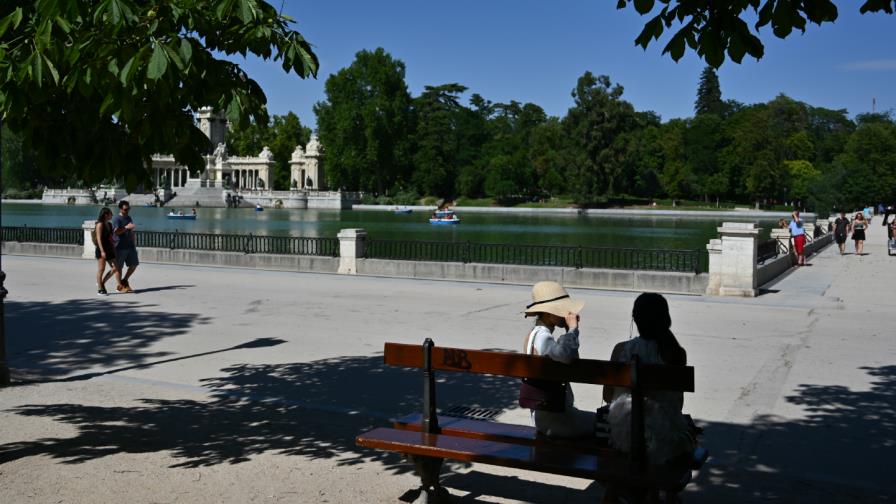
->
1;226;82;245
366;239;705;273
757;238;779;264
1;227;339;257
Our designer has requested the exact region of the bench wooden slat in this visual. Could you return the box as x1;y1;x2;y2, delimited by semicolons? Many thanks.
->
393;413;610;454
356;427;690;488
384;342;694;392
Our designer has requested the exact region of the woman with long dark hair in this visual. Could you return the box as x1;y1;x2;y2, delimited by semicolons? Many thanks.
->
851;211;867;256
94;207;120;295
602;293;693;462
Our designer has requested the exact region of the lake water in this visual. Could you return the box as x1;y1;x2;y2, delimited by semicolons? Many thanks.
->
1;202;778;252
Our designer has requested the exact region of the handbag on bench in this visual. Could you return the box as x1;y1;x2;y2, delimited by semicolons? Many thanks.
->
518;328;567;413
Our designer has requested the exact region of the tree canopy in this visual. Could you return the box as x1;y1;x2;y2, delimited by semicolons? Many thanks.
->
314;48;413;194
310;49;895;211
617;0;895;66
0;0;317;190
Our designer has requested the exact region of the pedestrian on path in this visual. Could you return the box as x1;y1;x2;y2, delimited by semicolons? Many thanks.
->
851;211;867;256
789;210;808;266
833;211;850;255
112;200;139;292
93;208;120;295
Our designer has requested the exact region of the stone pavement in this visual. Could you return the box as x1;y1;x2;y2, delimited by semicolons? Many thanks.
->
0;222;894;503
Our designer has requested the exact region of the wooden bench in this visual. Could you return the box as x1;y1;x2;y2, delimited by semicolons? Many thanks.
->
356;339;707;503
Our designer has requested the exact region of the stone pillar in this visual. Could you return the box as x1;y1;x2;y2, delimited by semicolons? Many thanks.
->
717;222;760;297
705;238;722;296
82;220;96;259
803;221;816;242
338;228;367;275
770;228;791;259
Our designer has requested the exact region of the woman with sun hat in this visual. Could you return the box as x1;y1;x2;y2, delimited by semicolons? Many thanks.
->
520;280;598;438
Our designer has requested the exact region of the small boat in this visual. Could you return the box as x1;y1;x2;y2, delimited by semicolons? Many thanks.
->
429;210;460;225
393;206;413;214
255;204;264;212
167;212;196;220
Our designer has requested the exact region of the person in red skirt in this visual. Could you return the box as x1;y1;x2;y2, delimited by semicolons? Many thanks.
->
789;210;808;266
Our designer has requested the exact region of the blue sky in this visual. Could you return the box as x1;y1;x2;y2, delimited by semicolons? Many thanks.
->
238;1;895;128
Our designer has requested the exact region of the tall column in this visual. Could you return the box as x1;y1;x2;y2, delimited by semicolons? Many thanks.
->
338;228;367;275
82;220;96;259
770;228;792;260
705;238;722;295
717;222;760;297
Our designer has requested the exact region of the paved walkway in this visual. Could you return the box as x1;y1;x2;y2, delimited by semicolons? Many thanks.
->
0;222;893;503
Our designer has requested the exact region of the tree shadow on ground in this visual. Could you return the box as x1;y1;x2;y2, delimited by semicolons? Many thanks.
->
1;360;894;502
0;353;520;475
5;298;211;380
689;364;896;502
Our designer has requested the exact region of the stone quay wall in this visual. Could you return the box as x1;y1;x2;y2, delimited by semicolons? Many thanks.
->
3;219;833;296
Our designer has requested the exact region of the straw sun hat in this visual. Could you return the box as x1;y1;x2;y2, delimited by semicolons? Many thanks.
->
524;281;584;318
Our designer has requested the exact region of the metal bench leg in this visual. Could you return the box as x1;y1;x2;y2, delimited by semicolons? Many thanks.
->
412;455;450;503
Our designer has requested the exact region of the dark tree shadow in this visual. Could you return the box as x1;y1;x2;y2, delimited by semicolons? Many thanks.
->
688;365;896;502
0;354;520;475
5;298;211;380
2;357;894;502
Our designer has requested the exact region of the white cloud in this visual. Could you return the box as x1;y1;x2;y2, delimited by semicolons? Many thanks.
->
839;59;896;71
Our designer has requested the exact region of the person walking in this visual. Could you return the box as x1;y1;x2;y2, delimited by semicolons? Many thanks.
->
93;208;120;295
833;211;850;255
111;200;139;292
789;210;808;266
851;211;868;256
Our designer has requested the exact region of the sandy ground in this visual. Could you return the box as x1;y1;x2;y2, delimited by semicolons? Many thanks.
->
1;222;894;503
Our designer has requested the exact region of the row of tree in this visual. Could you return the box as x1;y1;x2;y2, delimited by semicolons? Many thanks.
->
5;45;894;211
307;48;896;210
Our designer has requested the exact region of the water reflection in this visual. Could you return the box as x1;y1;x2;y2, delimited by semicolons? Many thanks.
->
1;203;777;250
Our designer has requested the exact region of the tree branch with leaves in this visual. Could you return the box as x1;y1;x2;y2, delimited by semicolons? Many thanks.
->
0;0;318;189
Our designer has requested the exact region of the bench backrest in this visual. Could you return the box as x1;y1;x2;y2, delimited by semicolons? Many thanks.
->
384;342;694;392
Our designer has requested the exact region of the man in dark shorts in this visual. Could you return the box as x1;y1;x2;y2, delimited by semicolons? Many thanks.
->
833;210;850;255
112;200;139;293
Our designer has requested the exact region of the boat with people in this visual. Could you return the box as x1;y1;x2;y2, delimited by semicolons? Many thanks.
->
429;209;460;225
166;209;197;220
393;206;413;214
255;203;264;212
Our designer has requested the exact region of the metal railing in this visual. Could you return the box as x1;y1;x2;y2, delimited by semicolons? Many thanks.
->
757;238;779;264
1;226;338;257
2;226;82;245
366;239;705;273
137;231;339;256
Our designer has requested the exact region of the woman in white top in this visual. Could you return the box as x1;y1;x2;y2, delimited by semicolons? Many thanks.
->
603;293;694;465
521;281;596;438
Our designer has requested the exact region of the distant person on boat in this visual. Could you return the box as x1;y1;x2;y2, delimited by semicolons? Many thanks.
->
93;207;121;296
191;208;197;216
111;200;139;293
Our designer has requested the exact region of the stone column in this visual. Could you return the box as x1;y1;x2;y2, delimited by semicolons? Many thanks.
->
717;222;760;297
705;238;722;296
82;220;96;259
770;228;792;259
337;228;367;275
804;221;816;242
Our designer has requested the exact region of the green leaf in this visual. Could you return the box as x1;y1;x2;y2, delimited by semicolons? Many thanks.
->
663;31;686;61
146;42;168;80
633;0;655;15
32;54;43;87
119;52;138;85
178;39;193;65
42;54;60;84
163;43;185;71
